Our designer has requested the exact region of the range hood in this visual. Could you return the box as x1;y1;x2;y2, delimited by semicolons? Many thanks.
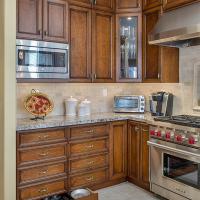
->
149;2;200;48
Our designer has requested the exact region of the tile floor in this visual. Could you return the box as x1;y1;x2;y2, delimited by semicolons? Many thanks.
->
98;182;162;200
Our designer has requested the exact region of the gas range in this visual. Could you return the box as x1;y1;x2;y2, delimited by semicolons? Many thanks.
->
151;115;200;148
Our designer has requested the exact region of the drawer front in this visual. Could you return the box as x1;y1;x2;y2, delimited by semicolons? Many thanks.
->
70;169;108;188
18;144;66;165
69;138;108;157
69;154;108;174
19;180;66;200
18;162;66;185
19;129;66;147
69;124;109;140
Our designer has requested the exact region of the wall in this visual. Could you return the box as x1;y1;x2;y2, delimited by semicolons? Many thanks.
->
17;46;200;118
0;0;16;199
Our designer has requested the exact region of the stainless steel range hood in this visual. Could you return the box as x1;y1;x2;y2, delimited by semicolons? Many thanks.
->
149;2;200;48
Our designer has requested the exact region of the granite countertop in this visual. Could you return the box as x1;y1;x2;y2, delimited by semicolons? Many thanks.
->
17;112;156;132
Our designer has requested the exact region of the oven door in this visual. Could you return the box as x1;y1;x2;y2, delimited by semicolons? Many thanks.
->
148;139;200;200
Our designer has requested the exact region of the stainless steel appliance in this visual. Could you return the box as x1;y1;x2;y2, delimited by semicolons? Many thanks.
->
149;2;200;48
149;92;173;117
148;115;200;200
113;95;145;113
16;39;69;79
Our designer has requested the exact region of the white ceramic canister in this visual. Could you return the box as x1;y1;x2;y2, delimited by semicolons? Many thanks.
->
65;96;78;116
78;99;91;117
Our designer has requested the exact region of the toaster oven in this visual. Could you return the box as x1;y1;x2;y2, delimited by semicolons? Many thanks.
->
114;95;145;113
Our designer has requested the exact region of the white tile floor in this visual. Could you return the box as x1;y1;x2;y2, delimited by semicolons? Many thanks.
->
98;182;161;200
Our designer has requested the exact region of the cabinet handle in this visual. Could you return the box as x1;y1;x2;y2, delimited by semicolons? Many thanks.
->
137;0;141;8
38;29;42;35
38;135;49;140
86;176;94;181
88;160;95;165
158;73;160;79
44;30;48;36
93;0;97;5
94;73;97;79
39;168;49;175
39;151;49;157
38;188;48;194
85;144;94;149
135;127;140;132
81;130;94;134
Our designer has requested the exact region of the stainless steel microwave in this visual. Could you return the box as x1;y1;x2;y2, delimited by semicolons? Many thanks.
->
114;95;145;113
16;39;69;79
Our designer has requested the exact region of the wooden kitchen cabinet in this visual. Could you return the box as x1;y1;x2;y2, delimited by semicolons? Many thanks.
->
69;5;92;82
116;13;142;82
116;0;142;12
110;121;127;181
92;10;115;82
163;0;200;11
17;0;68;43
127;121;150;190
17;0;43;40
43;0;68;43
142;0;162;10
142;6;179;83
68;0;92;8
93;0;115;12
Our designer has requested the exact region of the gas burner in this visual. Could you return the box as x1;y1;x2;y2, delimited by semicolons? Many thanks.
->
154;115;200;128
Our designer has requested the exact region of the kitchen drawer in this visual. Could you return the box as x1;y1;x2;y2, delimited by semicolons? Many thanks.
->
18;129;66;147
18;179;67;200
69;168;108;189
18;161;67;186
69;124;109;140
69;137;109;157
18;143;67;166
69;153;109;174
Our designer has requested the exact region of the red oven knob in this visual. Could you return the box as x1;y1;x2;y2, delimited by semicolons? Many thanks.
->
189;137;195;144
157;131;162;137
165;132;171;140
150;130;155;136
176;135;183;142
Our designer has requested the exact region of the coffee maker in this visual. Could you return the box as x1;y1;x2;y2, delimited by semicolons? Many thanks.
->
149;92;173;116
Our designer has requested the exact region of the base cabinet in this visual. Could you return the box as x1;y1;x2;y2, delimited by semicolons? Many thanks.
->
127;121;150;190
109;121;127;180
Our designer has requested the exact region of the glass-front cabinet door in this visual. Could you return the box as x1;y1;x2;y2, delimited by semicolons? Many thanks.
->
116;13;142;82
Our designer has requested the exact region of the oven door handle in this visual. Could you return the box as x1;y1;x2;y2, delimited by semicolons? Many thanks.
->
147;141;200;158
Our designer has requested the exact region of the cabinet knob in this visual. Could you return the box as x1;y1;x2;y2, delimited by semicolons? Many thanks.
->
39;151;49;157
93;0;97;5
137;0;141;8
86;176;94;181
38;135;49;140
135;127;140;132
44;31;48;36
39;168;49;175
38;188;48;194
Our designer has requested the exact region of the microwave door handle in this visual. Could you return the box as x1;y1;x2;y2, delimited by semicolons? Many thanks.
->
147;141;200;158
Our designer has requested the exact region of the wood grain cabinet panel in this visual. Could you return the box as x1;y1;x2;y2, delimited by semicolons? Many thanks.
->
163;0;200;11
18;129;66;147
18;162;67;185
92;11;115;82
116;0;142;12
142;0;161;10
127;121;150;190
68;124;109;140
142;7;179;83
68;0;92;8
43;0;68;43
69;137;109;157
17;0;43;40
110;121;127;180
93;0;115;12
69;6;92;82
18;143;67;166
18;179;67;200
69;153;108;174
69;168;108;189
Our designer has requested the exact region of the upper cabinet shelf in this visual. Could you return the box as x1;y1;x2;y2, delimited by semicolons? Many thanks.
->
17;0;68;43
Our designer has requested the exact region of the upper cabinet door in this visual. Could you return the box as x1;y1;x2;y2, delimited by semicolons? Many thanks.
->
17;0;42;40
92;11;115;82
163;0;199;11
68;0;92;8
43;0;68;43
69;5;92;82
116;13;142;82
142;0;162;10
116;0;142;12
93;0;115;12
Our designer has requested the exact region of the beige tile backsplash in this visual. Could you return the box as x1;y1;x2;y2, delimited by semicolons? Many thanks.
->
17;46;200;118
